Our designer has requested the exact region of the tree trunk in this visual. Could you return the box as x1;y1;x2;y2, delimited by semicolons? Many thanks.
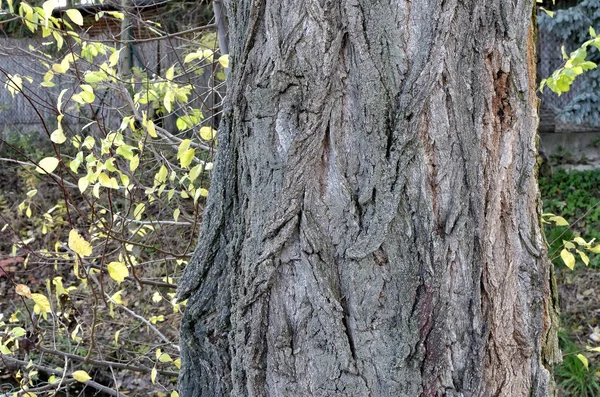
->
178;1;560;396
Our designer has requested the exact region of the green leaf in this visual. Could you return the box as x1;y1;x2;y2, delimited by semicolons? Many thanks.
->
107;261;129;284
35;157;60;174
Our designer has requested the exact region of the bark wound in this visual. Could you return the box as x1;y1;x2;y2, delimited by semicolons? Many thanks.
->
493;70;512;131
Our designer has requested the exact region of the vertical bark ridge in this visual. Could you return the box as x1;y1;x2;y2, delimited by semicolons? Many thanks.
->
178;0;558;396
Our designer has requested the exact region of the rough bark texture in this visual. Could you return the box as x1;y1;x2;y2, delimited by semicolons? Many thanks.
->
178;0;560;396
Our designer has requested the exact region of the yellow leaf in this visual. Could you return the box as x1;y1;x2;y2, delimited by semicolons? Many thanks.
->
72;370;91;382
50;128;66;144
35;157;59;174
151;367;157;384
52;62;66;74
158;353;173;363
152;291;162;303
106;11;124;20
589;244;600;253
68;229;93;257
563;240;576;250
78;177;89;193
549;216;569;226
188;163;203;182
573;237;588;246
166;66;175;80
149;315;164;324
108;49;121;67
577;249;590;266
199;126;216;140
42;0;58;19
177;139;191;159
30;293;51;314
576;354;589;370
15;284;32;298
171;392;179;397
184;52;199;64
199;188;209;197
134;203;146;220
173;358;181;369
560;249;575;270
164;91;173;113
130;155;140;172
98;172;111;188
66;9;84;26
218;54;229;68
107;261;129;284
110;290;124;304
79;88;95;103
173;208;180;223
179;148;195;168
147;119;157;138
202;49;213;61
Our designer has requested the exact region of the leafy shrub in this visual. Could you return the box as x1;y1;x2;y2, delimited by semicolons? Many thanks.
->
540;168;600;267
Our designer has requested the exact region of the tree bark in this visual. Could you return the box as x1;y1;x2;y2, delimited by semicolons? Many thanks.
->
178;1;560;396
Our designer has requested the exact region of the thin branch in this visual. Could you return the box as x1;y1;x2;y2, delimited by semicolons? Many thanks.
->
0;354;127;397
